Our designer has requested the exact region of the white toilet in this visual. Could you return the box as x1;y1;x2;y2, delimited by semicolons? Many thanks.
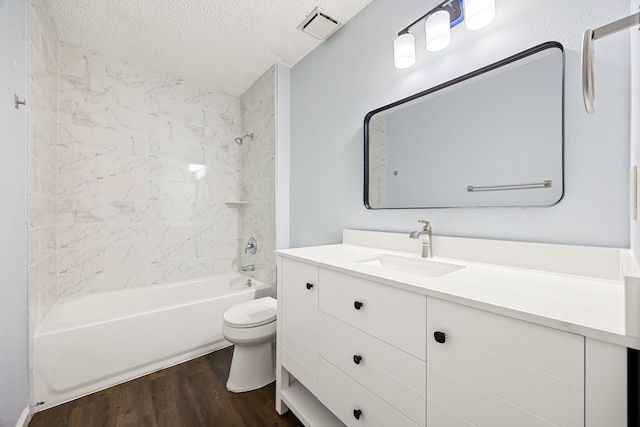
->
222;296;277;392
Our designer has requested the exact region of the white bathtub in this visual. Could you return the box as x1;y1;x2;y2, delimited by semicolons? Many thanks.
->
32;274;273;411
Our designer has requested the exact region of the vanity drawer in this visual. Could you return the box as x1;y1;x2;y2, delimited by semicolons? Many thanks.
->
319;269;426;360
318;358;419;427
427;297;584;427
281;258;319;393
319;313;425;426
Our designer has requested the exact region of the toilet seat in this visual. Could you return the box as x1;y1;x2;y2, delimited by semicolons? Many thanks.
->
223;297;276;328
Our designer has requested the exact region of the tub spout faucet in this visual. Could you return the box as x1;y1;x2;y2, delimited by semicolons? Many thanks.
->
240;264;255;273
410;220;433;258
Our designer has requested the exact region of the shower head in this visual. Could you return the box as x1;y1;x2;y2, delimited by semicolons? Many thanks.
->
234;133;254;145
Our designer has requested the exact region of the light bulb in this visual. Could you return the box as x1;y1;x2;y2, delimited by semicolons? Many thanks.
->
464;0;495;30
394;33;416;69
426;10;451;52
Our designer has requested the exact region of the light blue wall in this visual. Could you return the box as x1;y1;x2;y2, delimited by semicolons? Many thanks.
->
290;0;631;249
0;0;29;424
631;0;640;263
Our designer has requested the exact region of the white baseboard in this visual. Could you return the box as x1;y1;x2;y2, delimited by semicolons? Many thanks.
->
15;407;31;427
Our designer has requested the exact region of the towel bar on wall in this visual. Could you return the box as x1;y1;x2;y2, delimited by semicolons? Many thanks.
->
466;180;552;192
582;11;640;113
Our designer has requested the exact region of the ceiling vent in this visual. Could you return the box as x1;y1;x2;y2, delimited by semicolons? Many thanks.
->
298;7;343;40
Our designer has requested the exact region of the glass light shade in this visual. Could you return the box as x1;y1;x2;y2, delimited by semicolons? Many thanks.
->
464;0;495;30
426;10;451;52
394;33;416;69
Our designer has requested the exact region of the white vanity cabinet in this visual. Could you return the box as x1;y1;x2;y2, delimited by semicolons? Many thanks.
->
277;259;427;426
318;269;426;426
276;242;629;427
426;297;585;427
280;258;320;394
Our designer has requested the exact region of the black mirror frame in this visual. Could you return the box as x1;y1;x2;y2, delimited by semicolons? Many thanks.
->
364;41;565;210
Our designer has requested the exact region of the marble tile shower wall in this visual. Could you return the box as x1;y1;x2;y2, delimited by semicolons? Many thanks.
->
240;66;276;285
29;0;59;330
56;44;243;298
368;116;387;208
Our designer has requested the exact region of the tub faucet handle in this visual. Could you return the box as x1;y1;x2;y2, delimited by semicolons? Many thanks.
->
245;237;257;255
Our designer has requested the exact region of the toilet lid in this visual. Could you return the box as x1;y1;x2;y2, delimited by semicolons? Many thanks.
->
223;297;277;328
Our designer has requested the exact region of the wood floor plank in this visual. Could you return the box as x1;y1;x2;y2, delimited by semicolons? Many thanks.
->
187;366;245;426
67;389;111;427
114;371;158;427
150;369;189;427
30;347;302;427
31;398;72;427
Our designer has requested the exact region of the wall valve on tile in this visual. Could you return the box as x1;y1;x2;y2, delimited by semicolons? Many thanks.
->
245;237;257;255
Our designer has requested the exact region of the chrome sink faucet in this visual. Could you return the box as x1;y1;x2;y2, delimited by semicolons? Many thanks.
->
410;220;433;258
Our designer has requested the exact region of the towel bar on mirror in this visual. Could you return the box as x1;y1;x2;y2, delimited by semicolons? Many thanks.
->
467;180;552;192
582;11;640;113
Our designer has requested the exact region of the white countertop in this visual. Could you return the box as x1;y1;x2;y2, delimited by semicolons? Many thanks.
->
276;230;640;350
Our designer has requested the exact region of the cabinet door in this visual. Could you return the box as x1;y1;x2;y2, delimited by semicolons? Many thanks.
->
427;298;584;426
280;258;319;393
427;297;584;427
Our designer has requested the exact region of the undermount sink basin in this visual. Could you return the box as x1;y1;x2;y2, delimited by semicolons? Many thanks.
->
358;254;465;278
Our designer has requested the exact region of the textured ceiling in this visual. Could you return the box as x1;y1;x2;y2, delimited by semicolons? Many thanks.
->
45;0;372;96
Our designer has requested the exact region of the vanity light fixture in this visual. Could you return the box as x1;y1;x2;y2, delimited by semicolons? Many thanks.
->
394;33;416;69
464;0;496;30
393;0;495;69
426;10;451;52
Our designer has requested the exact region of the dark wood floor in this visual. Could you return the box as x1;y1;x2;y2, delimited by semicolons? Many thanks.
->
29;346;303;427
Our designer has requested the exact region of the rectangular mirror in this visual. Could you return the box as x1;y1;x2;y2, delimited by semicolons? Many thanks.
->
364;42;564;209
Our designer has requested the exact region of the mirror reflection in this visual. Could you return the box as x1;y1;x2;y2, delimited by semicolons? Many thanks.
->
364;42;564;209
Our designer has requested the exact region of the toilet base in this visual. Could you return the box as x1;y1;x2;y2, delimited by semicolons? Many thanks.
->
226;341;275;393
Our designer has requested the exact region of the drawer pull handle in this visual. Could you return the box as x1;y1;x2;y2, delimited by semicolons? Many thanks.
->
354;301;363;310
434;331;446;344
306;282;313;290
353;355;362;365
353;409;362;420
